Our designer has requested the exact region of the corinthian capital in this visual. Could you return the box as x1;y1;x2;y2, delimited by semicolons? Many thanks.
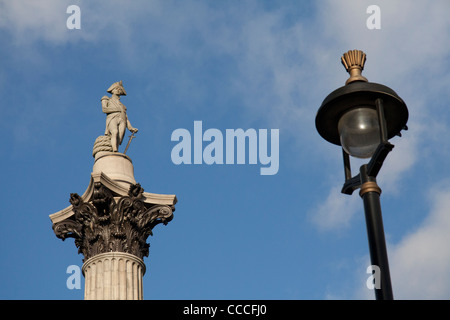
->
52;181;175;261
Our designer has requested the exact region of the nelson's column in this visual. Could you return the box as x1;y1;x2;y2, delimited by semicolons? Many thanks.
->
50;81;177;300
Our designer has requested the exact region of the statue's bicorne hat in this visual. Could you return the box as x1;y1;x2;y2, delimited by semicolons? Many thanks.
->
107;80;127;95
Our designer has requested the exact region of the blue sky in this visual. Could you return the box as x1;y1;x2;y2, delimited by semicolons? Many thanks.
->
1;0;450;300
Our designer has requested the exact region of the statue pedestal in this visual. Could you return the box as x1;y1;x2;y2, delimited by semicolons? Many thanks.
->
93;152;136;188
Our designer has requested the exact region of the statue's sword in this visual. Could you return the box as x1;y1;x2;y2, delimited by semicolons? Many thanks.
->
123;132;136;154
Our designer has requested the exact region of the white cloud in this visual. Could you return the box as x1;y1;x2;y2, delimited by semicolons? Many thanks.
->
0;0;74;43
309;184;360;231
0;0;162;45
388;184;450;299
319;0;450;81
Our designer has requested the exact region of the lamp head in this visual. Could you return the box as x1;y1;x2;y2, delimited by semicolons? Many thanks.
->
315;50;408;158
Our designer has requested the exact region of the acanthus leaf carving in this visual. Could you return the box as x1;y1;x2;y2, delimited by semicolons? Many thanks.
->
52;182;174;262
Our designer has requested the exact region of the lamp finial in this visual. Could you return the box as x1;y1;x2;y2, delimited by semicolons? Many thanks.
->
341;50;368;85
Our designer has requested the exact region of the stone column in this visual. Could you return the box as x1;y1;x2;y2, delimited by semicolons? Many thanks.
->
82;252;145;300
50;152;177;300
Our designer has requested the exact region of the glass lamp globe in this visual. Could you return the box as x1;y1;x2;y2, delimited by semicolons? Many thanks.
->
338;107;380;158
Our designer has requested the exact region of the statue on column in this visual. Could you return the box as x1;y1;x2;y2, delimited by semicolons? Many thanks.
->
93;81;138;157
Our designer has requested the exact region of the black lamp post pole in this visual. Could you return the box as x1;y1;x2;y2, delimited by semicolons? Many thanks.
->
360;164;394;300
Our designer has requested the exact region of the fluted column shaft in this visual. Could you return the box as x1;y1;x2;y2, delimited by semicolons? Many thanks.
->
82;252;146;300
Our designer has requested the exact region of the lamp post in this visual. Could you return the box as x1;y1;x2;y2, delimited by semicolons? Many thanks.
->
315;50;409;300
